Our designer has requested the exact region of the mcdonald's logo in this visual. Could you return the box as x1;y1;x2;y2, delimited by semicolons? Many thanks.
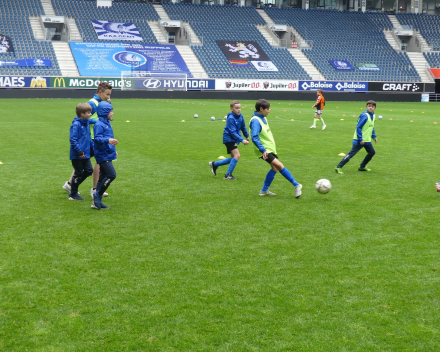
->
53;77;66;87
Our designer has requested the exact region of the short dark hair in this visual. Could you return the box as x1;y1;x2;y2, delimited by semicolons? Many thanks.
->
255;99;270;111
97;81;113;93
230;100;240;108
366;100;376;107
76;103;92;117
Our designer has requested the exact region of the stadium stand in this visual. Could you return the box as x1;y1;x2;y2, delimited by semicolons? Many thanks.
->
162;3;311;80
424;51;440;68
396;13;440;47
0;0;61;77
396;14;440;69
51;0;160;44
264;8;421;82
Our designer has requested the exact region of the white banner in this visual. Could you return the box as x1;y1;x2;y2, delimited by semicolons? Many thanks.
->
92;20;142;41
251;61;279;72
269;25;287;32
216;79;298;91
161;20;181;28
41;16;65;23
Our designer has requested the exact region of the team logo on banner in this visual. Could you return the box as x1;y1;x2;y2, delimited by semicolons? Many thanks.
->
217;40;271;67
113;51;146;68
92;20;142;41
328;60;354;70
251;61;278;72
0;34;14;53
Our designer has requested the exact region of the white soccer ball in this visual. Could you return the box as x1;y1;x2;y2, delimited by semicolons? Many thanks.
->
315;179;332;194
194;114;198;118
211;116;215;121
378;115;383;120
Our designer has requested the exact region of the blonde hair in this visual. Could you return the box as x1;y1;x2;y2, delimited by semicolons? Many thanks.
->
230;100;240;108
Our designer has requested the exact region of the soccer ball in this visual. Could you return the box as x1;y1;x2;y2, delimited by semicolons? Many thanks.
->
211;116;215;121
194;114;198;118
378;115;383;119
315;179;332;194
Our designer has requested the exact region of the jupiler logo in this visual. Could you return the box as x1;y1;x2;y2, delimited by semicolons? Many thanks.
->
143;79;161;88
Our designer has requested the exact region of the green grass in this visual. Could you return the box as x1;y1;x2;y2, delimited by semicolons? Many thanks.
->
1;97;440;351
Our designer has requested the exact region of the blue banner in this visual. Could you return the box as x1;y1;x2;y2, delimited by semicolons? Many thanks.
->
299;81;368;92
70;42;192;77
329;60;355;70
0;76;49;88
0;59;51;67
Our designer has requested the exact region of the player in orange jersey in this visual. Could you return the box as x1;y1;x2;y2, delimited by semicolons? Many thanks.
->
310;89;326;130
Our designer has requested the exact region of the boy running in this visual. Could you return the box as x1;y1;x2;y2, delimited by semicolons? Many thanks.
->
250;99;302;197
209;100;249;180
335;100;377;174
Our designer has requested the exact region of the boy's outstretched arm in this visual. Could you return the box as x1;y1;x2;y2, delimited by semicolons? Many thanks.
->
250;119;265;152
226;117;244;144
241;118;250;140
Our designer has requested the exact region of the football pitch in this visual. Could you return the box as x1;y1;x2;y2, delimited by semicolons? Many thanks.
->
1;97;439;351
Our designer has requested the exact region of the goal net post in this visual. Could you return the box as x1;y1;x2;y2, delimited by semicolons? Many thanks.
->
121;71;188;91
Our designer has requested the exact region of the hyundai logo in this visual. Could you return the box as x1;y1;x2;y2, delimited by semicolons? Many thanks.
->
143;79;161;88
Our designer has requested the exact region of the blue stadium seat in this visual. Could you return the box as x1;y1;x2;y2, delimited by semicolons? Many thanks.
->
52;0;160;44
162;3;310;80
264;7;420;82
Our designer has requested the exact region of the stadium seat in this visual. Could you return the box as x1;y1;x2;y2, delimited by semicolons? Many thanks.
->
162;3;310;80
264;7;420;82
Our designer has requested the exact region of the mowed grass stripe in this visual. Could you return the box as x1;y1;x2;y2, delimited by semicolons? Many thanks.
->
0;99;439;351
